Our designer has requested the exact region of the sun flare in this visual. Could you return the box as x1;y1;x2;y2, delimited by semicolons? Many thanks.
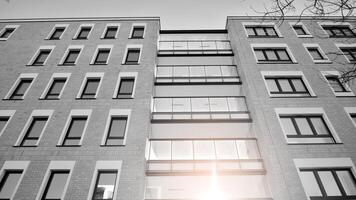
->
199;163;227;200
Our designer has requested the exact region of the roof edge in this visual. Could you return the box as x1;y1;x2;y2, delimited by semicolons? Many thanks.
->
160;29;227;34
0;16;161;23
226;15;356;21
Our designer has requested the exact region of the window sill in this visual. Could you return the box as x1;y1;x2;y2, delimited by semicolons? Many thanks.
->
39;98;60;100
112;97;134;99
257;61;297;64
296;35;313;38
100;144;125;147
72;38;88;40
58;64;76;66
56;145;81;147
334;92;356;97
44;38;60;40
75;97;97;100
270;95;317;98
89;63;108;66
100;37;117;40
313;60;332;64
26;64;44;67
248;36;282;38
129;37;144;39
13;145;38;147
122;63;140;65
2;98;23;101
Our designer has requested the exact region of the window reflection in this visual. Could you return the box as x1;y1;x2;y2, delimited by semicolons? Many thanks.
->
158;40;232;55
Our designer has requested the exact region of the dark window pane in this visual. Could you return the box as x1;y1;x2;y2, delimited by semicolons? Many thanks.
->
265;50;278;60
245;27;255;36
117;79;134;98
50;27;65;40
293;26;307;35
131;27;144;38
326;77;346;92
77;27;91;39
0;28;15;39
46;79;66;99
0;170;23;199
323;26;355;37
33;50;51;65
291;78;308;92
255;28;266;36
21;117;48;146
92;171;117;200
42;171;69;200
125;49;140;64
63;117;87;145
310;117;330;135
10;79;32;100
105;117;127;145
0;117;9;133
340;48;356;62
63;49;80;65
265;27;277;36
295;117;313;135
81;79;100;99
104;27;118;39
278;79;293;92
276;49;290;61
308;48;324;60
94;50;110;64
351;114;356;125
254;49;265;61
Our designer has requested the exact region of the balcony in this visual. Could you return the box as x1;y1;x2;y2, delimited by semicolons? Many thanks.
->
155;65;240;84
152;96;249;121
158;40;233;56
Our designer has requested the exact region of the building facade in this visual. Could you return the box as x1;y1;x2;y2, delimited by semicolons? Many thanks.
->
0;16;355;200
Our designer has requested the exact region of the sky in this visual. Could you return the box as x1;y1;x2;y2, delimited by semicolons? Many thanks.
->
0;0;305;29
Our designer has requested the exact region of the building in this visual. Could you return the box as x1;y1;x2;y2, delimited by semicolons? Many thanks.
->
0;16;355;200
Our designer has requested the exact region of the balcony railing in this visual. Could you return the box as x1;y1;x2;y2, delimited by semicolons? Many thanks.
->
156;65;240;83
158;40;233;55
152;96;249;121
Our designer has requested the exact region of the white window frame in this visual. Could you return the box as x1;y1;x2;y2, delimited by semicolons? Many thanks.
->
101;23;120;39
57;109;92;146
0;110;15;138
242;22;283;37
321;71;354;97
27;45;55;66
303;44;331;64
289;22;312;38
73;24;94;39
90;45;113;65
14;109;53;147
275;107;341;144
45;24;69;40
87;160;122;200
59;45;84;65
250;43;297;63
261;71;316;97
4;73;38;100
0;25;20;41
318;21;354;37
122;44;143;64
129;23;147;39
76;72;104;99
35;161;75;200
294;157;356;200
101;109;131;146
113;72;138;99
344;107;356;128
335;43;356;63
40;73;71;100
0;160;30;200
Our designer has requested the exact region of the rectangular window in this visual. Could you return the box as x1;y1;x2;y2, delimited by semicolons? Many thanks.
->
0;110;15;138
245;26;278;37
92;171;118;200
75;26;92;39
104;27;118;39
340;47;356;62
41;171;70;200
322;26;355;37
20;117;48;146
104;117;127;146
49;27;65;40
62;117;87;146
254;48;292;63
32;49;51;66
265;77;310;96
326;76;347;92
0;117;10;134
117;78;134;98
10;79;33;100
80;78;100;99
131;26;144;38
63;49;81;65
45;79;66;99
0;170;23;199
0;28;15;39
94;49;110;65
307;47;325;60
125;49;140;64
293;25;307;35
322;71;354;97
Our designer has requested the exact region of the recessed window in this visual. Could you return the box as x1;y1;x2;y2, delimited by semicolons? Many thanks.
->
104;27;118;39
305;46;330;63
92;171;117;200
125;49;140;64
62;49;81;65
75;25;92;40
131;26;144;38
322;71;354;97
20;117;48;147
32;49;52;66
62;117;87;146
93;49;110;65
45;79;66;100
80;78;100;99
0;117;10;134
117;78;134;98
254;48;293;63
265;77;310;96
49;27;65;40
293;25;307;35
9;79;33;100
340;47;356;62
41;171;70;200
245;26;278;37
326;76;347;93
104;117;128;146
345;108;356;128
322;25;355;37
0;170;23;199
0;28;15;39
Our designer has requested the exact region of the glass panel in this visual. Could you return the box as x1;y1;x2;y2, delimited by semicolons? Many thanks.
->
108;117;127;138
295;118;313;135
337;170;356;195
51;28;64;39
318;171;342;196
0;28;14;38
205;66;221;77
189;66;205;77
221;66;237;77
191;98;209;112
300;171;322;197
172;98;190;112
173;67;189;77
266;79;279;92
0;171;22;199
294;26;306;35
173;41;188;50
265;50;278;60
118;79;134;95
95;50;110;64
64;50;80;64
157;67;172;77
308;48;323;60
215;140;238;159
280;118;297;135
67;118;87;138
193;140;215;160
291;79;307;92
310;117;329;135
265;27;277;36
209;98;228;112
0;117;9;132
277;50;290;61
159;41;173;50
236;140;249;159
202;41;217;50
246;27;255;36
43;172;69;199
34;51;50;65
11;79;32;99
343;28;354;36
188;41;202;50
327;77;345;92
149;141;171;160
172;140;193;160
105;27;117;38
278;79;293;92
25;118;47;139
126;50;140;63
154;98;172;112
47;79;66;97
256;28;266;36
216;41;230;50
93;172;117;200
244;140;260;159
254;50;265;61
132;27;144;38
82;79;100;98
227;97;246;112
77;28;90;39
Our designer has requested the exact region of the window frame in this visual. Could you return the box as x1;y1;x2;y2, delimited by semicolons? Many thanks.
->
76;72;104;99
251;43;297;64
129;23;146;39
242;22;282;38
275;107;341;144
0;25;20;41
4;73;38;100
303;44;331;63
27;46;55;66
14;110;53;147
0;161;29;200
35;161;75;200
57;109;92;146
101;23;120;39
344;107;356;129
289;22;312;38
101;109;131;146
261;71;315;97
122;44;142;65
336;43;356;63
319;22;356;38
90;45;113;65
59;45;83;66
0;110;15;138
40;73;71;100
73;24;94;40
321;71;354;97
113;72;138;99
45;24;68;40
87;161;122;200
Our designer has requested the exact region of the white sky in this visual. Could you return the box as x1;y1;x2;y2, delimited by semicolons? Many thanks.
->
0;0;305;29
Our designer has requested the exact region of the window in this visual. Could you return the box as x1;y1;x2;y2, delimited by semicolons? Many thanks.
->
74;24;93;40
93;49;110;65
326;76;347;92
36;161;74;200
78;77;102;99
20;117;48;146
304;44;330;63
0;110;15;138
124;49;140;64
58;110;91;146
339;47;356;62
40;73;70;100
290;23;312;37
321;71;354;96
276;108;338;144
254;48;293;63
6;73;37;100
131;26;144;38
102;109;131;146
102;24;119;39
245;26;278;37
88;161;121;200
0;161;29;200
0;25;19;40
31;49;52;66
60;46;82;66
344;107;356;128
307;47;324;60
322;25;355;37
293;26;307;35
48;25;68;40
114;72;137;99
265;77;310;96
